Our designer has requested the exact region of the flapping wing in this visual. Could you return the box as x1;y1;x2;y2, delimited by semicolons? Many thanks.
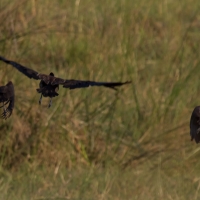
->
1;97;14;120
62;80;131;90
190;106;200;143
0;56;40;80
0;81;13;101
1;82;15;119
0;85;7;94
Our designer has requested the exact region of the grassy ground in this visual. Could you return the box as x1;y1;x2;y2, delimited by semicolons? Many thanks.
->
0;0;200;199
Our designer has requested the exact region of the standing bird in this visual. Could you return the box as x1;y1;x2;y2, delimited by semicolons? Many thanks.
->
0;81;15;119
190;106;200;143
0;56;131;108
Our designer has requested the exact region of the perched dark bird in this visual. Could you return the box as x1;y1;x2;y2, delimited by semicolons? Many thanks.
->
190;106;200;143
0;81;15;119
0;56;131;108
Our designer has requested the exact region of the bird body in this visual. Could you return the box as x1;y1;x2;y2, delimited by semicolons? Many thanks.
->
0;56;131;107
37;80;59;98
0;81;15;119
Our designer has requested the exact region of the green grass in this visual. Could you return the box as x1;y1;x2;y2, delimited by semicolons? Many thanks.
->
0;0;200;199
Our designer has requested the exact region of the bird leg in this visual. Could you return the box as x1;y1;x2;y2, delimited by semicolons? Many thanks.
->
48;98;52;108
39;94;43;105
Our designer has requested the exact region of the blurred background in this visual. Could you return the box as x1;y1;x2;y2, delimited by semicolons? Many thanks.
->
0;0;200;199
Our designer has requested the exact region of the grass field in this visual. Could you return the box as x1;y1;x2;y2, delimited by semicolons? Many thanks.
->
0;0;200;199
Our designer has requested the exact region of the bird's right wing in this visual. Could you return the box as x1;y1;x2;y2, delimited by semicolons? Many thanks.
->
0;56;40;80
62;79;131;90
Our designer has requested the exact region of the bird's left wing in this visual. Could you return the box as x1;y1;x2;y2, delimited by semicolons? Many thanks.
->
0;56;40;80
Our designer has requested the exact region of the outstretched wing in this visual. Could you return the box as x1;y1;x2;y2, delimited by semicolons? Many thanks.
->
0;56;65;85
62;80;131;90
0;56;40;80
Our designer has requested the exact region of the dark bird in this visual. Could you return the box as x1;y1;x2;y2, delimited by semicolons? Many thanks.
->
0;56;131;108
190;106;200;143
0;81;15;119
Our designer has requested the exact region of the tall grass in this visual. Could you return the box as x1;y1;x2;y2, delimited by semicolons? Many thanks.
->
0;0;200;199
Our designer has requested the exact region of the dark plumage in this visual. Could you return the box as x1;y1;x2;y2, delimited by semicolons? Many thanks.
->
0;81;15;119
0;56;131;107
190;106;200;143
